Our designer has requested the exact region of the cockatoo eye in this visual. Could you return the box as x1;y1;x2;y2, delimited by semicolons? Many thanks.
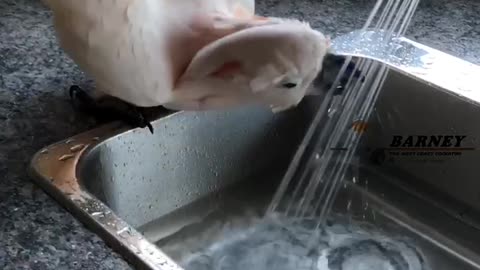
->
282;82;298;89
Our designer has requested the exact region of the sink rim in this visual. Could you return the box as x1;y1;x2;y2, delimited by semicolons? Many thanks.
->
28;111;480;270
28;115;186;270
28;109;480;270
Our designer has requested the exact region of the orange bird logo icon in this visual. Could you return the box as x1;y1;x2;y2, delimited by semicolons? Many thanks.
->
352;120;368;134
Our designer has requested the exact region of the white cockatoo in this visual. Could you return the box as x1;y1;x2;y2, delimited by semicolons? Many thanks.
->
42;0;347;133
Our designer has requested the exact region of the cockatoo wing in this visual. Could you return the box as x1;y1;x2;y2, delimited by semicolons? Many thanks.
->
165;20;330;112
43;0;260;108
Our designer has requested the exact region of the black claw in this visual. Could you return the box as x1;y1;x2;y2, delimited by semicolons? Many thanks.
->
69;85;76;99
125;107;154;134
338;57;365;84
316;54;366;96
322;54;366;96
69;85;155;134
69;85;98;111
146;122;154;134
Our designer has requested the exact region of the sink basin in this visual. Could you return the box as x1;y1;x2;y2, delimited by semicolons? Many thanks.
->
30;34;480;270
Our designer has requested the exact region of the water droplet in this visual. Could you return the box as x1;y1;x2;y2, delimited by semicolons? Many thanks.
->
70;144;85;152
129;244;141;254
59;154;75;161
117;227;128;235
91;212;103;217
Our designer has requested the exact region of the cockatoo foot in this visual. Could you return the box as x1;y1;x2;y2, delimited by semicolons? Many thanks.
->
317;54;365;96
69;85;154;134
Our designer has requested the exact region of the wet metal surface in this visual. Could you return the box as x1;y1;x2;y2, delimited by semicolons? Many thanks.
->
331;29;480;101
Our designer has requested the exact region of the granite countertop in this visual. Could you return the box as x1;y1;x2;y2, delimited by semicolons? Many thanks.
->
0;0;478;269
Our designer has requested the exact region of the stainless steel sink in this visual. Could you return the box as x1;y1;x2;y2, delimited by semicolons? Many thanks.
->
29;34;480;270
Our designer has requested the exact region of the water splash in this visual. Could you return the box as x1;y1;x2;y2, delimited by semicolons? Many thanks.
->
180;215;428;270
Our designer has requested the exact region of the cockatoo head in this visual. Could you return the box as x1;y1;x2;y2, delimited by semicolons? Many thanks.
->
166;18;331;113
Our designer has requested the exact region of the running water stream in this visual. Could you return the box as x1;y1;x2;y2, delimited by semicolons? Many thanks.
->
174;0;425;269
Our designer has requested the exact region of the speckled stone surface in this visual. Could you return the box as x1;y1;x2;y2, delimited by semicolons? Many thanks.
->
0;0;478;269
